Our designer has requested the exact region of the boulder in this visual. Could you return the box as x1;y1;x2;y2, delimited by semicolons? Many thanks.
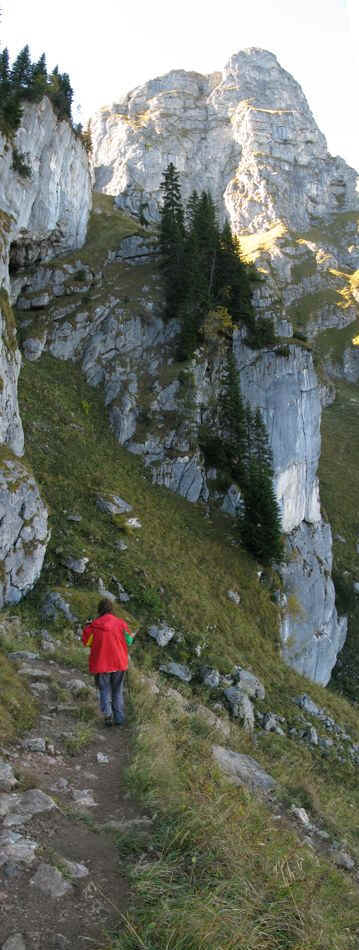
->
41;591;77;622
212;745;276;793
96;493;132;516
200;667;220;688
159;662;192;683
232;667;265;700
31;862;72;898
148;623;176;647
0;759;17;792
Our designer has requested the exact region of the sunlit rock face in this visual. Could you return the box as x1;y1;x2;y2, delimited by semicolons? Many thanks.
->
92;47;359;344
91;48;358;231
89;48;358;684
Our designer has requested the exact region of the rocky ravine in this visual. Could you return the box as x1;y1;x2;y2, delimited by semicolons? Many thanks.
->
0;98;92;608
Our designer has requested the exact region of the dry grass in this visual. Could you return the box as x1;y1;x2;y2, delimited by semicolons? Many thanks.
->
109;668;359;950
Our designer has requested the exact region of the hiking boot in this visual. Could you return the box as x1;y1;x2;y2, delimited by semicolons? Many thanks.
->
104;716;113;727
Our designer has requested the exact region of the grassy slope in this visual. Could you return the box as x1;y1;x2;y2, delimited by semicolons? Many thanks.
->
11;349;359;950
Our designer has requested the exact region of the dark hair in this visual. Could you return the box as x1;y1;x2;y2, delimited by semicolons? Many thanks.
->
97;597;115;616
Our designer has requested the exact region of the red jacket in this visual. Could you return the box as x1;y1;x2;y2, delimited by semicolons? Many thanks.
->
82;613;133;673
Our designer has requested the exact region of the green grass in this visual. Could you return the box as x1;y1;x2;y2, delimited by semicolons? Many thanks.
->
314;318;359;367
106;668;359;950
294;210;359;247
62;721;96;755
0;650;37;740
61;193;152;266
287;288;343;328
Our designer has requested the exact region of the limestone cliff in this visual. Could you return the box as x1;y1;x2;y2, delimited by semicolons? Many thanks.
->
89;48;359;685
13;49;359;684
0;96;92;605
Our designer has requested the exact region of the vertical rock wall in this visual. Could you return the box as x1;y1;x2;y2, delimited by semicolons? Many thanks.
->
0;97;92;606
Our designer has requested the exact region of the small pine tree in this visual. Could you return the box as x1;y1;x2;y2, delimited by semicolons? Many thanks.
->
159;162;186;322
215;220;255;333
219;352;247;483
30;53;48;102
240;406;283;564
240;460;283;564
10;45;32;90
0;48;10;88
47;67;73;121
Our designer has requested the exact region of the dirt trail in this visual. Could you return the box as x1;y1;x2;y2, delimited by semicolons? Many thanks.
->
0;657;149;950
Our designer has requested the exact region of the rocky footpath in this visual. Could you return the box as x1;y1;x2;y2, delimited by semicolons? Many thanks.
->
1;618;358;949
0;97;92;609
0;648;147;949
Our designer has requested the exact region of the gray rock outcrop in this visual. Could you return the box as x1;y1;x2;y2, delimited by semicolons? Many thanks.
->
91;49;358;232
0;454;49;607
2;98;91;285
0;97;92;608
212;744;276;793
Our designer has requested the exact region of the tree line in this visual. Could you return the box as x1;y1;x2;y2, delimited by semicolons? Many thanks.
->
159;162;275;361
0;44;91;176
0;45;73;133
159;164;282;564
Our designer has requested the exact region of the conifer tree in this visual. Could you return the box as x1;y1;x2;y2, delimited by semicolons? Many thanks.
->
30;53;48;101
159;162;186;321
240;407;283;564
10;45;32;90
216;220;255;332
219;352;247;482
80;120;92;154
0;48;10;89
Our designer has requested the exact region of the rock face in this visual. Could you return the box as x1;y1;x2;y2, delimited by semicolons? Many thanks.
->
0;455;49;607
0;97;92;607
89;48;358;685
91;48;358;229
14;50;358;684
1;97;92;286
280;522;347;684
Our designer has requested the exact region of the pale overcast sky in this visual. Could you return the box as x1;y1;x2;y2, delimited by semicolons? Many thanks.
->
2;0;358;171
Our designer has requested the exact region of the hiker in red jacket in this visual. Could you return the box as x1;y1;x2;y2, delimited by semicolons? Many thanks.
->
82;598;135;727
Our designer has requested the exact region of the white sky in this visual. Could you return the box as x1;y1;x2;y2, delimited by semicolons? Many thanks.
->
2;0;358;171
